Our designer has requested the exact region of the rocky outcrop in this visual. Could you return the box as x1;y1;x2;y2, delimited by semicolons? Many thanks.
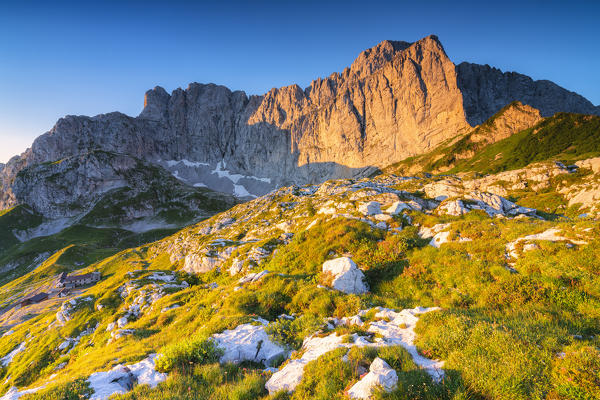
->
469;101;542;143
456;62;600;126
87;355;166;400
5;150;235;224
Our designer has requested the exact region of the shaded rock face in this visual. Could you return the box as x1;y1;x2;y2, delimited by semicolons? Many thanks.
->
8;150;236;222
1;35;598;208
456;62;600;126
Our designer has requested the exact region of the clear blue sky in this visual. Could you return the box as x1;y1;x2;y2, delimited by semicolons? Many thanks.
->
1;0;598;163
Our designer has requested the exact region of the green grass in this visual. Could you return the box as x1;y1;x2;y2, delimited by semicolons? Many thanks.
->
0;205;43;252
1;176;600;400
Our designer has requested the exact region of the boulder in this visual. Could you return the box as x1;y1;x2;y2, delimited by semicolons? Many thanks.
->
229;258;244;276
347;357;398;399
322;257;369;294
117;316;128;328
238;270;269;285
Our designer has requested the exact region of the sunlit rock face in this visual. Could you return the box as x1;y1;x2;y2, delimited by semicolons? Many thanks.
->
1;35;598;209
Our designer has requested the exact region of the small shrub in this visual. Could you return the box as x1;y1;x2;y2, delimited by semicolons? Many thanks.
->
155;336;223;373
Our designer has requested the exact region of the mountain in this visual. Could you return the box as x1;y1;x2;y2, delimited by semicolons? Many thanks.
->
1;35;599;216
1;34;600;400
456;62;600;125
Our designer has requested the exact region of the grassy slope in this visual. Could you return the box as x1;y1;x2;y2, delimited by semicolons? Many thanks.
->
0;180;592;400
385;112;600;176
0;205;43;252
450;113;600;174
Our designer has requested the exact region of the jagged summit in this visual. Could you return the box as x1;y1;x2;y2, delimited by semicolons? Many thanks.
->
2;35;600;211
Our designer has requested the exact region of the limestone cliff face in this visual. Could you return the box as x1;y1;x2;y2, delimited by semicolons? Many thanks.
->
1;35;599;216
248;36;471;170
456;62;600;126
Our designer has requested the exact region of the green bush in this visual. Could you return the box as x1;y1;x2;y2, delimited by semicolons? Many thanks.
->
155;336;223;373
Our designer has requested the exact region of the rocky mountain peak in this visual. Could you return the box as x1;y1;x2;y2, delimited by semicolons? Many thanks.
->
348;35;445;80
140;86;170;120
2;35;600;212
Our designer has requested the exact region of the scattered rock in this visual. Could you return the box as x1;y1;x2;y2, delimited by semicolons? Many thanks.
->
238;270;269;285
347;357;398;399
322;257;369;294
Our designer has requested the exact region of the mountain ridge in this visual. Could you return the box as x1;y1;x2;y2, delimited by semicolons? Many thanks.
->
1;35;599;216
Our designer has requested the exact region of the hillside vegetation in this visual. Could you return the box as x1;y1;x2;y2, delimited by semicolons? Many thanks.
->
386;111;600;176
0;168;597;400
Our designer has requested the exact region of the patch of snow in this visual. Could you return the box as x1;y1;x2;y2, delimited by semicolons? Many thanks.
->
166;159;210;168
233;184;255;198
13;217;77;242
118;219;177;234
212;160;271;184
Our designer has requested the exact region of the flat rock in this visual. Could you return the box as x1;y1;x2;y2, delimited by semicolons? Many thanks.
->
212;322;285;366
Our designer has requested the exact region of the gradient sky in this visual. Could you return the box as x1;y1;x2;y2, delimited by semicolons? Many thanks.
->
1;0;599;163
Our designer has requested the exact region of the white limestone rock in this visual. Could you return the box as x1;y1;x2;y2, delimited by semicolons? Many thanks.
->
322;257;368;294
437;200;469;216
265;333;359;394
385;201;412;215
117;316;128;328
0;385;44;400
238;270;269;285
183;254;220;274
88;355;166;400
347;357;398;399
212;322;285;366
